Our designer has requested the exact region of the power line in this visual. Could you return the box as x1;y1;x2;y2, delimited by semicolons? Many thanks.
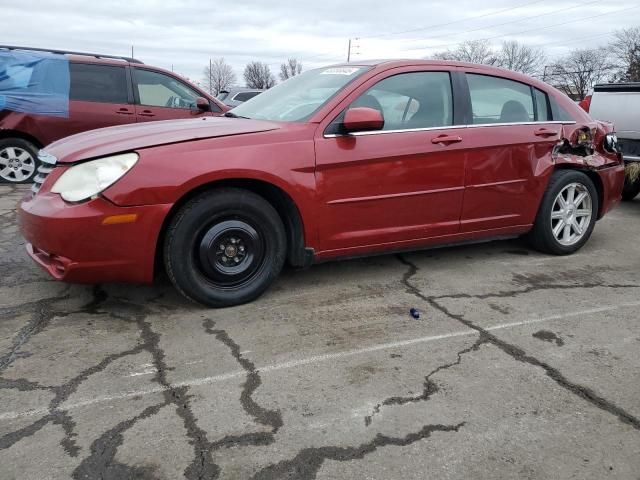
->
406;3;640;54
401;0;601;51
265;0;550;68
359;0;549;39
264;3;635;71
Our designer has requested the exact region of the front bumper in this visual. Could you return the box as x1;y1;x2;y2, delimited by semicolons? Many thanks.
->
19;192;171;284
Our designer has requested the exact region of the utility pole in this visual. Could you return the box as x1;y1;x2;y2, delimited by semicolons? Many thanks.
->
347;38;360;63
131;46;134;58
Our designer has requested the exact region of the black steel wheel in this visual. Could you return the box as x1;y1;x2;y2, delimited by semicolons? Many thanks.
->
164;188;286;307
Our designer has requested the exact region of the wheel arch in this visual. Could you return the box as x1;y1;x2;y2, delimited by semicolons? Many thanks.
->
553;164;605;219
154;178;312;278
0;129;44;149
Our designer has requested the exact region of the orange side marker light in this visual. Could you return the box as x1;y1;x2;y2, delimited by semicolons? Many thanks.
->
102;214;138;225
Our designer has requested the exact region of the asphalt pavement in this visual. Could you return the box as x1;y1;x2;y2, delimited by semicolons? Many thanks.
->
1;184;639;480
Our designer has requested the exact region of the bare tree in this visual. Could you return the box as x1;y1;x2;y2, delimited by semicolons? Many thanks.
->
244;62;276;89
202;58;236;96
279;58;303;81
609;26;640;81
546;48;614;100
497;40;546;76
432;40;498;65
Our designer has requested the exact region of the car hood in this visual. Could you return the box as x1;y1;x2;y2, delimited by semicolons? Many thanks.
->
46;116;282;163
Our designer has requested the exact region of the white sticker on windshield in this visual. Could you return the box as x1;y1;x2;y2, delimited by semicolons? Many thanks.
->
321;67;359;75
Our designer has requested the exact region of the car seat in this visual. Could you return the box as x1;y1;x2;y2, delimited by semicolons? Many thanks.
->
500;100;529;123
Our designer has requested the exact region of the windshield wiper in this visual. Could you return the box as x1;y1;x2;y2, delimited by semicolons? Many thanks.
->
224;112;250;119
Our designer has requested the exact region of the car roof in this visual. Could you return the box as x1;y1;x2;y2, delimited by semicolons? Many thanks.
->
326;58;551;91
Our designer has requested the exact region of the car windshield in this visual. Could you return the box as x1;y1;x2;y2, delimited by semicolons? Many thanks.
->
229;66;370;122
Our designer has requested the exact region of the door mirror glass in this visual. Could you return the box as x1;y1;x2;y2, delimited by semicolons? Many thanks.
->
343;107;384;133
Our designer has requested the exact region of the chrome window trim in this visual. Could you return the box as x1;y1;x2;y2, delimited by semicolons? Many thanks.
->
465;121;575;128
323;120;576;138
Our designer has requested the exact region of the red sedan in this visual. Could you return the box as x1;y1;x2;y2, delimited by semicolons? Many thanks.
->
19;60;624;307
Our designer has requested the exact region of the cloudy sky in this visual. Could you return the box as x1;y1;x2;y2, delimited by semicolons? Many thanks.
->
3;0;639;85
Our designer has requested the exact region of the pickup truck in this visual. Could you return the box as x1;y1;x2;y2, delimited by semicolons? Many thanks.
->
581;83;640;200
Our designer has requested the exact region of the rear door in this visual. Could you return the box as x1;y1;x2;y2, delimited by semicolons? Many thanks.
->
40;62;136;141
314;68;467;253
458;71;562;232
132;68;220;121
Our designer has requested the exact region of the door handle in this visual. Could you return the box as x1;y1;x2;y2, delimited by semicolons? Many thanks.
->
534;128;557;137
116;108;134;115
138;110;156;117
431;135;462;144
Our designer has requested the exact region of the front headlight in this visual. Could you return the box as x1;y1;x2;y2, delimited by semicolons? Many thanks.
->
51;153;138;202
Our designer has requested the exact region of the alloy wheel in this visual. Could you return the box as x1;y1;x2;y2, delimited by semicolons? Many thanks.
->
550;182;593;246
0;147;36;182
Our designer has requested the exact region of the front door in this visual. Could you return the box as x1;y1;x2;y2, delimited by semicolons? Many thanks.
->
315;70;467;254
132;68;212;122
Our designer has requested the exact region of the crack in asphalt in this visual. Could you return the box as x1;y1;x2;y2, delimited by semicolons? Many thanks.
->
430;269;638;301
0;282;220;478
364;334;487;427
1;289;153;459
0;290;71;372
249;423;465;480
72;305;219;480
396;254;640;431
203;318;283;439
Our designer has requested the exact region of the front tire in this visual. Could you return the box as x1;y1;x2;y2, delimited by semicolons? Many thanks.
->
0;138;40;184
164;188;286;307
528;170;598;255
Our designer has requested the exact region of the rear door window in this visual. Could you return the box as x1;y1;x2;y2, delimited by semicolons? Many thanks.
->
466;74;534;124
534;88;550;121
70;63;128;104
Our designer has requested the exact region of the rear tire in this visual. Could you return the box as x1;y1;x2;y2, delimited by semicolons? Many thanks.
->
621;177;640;201
164;188;286;307
0;138;40;184
528;170;598;255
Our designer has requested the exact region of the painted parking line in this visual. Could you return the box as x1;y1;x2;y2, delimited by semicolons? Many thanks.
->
2;301;639;422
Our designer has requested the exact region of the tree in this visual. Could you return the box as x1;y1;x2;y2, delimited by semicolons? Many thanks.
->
279;58;303;81
202;58;236;96
609;26;640;82
625;45;640;82
244;62;276;89
432;40;498;65
496;40;546;76
546;48;614;100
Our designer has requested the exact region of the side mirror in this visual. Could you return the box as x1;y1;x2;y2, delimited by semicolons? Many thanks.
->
343;107;384;133
195;97;210;111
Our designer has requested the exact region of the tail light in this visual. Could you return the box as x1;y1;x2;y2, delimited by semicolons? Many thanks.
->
578;95;592;112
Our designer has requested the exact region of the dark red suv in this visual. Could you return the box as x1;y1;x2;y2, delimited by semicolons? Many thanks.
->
0;46;227;183
19;60;624;307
